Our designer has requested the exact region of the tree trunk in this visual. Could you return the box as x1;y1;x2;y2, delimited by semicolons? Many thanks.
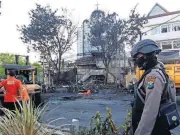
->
108;71;116;84
105;68;108;85
57;54;61;83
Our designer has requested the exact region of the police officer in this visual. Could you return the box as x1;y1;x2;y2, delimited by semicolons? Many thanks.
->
131;39;176;135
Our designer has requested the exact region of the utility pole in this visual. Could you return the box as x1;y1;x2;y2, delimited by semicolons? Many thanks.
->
48;59;51;87
139;32;142;41
123;43;126;68
40;55;45;84
43;56;45;84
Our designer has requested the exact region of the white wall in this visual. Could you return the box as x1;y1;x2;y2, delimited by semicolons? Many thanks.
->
144;14;180;27
140;14;180;51
143;30;180;41
83;21;91;54
77;27;83;58
142;14;180;42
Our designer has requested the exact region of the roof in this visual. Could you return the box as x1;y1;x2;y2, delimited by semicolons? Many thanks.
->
147;3;168;17
147;10;180;19
3;64;35;70
147;3;180;19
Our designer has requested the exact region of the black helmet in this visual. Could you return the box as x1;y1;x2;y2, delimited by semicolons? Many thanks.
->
131;39;161;70
131;39;161;58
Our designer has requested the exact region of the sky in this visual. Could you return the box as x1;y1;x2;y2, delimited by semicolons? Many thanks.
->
0;0;180;62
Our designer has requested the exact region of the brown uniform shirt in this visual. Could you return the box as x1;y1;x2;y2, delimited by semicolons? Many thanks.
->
135;64;176;135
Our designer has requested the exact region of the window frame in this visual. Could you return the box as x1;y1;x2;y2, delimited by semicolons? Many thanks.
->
173;40;180;49
151;27;160;35
161;24;171;33
161;41;172;50
172;22;180;31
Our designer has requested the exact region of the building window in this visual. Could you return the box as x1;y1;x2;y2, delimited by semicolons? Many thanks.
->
161;24;171;33
173;40;180;48
172;23;180;31
162;41;172;50
151;27;160;35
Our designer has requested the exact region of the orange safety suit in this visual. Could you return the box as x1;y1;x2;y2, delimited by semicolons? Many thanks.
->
0;77;29;102
20;86;30;101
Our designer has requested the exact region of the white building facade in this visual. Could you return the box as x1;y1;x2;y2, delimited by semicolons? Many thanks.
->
77;20;91;59
141;3;180;50
77;27;83;58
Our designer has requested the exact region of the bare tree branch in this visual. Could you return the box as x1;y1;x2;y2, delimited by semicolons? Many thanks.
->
89;6;147;84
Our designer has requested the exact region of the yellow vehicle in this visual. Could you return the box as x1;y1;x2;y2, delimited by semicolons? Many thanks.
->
136;49;180;92
136;64;180;91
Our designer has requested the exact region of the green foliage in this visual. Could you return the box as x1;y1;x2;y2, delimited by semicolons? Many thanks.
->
0;100;52;135
0;53;43;79
0;53;25;65
32;62;43;82
78;108;132;135
0;66;6;79
32;62;43;72
0;53;26;78
78;107;119;135
121;110;132;135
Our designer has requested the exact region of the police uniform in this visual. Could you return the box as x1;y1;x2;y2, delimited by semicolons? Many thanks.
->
132;63;175;135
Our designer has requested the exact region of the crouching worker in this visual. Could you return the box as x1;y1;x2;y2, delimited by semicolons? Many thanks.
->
0;70;29;111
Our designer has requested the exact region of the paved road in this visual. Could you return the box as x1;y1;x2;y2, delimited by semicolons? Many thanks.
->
41;91;180;134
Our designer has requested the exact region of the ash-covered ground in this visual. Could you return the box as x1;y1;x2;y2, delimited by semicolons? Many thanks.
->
41;89;180;134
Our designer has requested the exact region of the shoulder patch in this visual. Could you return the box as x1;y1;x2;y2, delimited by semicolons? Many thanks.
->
147;81;154;89
169;82;175;88
147;76;156;82
146;76;156;89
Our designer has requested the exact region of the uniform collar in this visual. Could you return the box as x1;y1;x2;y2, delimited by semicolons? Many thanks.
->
155;62;165;70
8;76;15;79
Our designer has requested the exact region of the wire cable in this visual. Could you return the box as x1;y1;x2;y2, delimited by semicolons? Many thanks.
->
143;13;180;34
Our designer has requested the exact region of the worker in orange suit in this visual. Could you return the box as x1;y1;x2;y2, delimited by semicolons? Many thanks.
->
15;74;30;102
20;86;30;101
0;70;24;111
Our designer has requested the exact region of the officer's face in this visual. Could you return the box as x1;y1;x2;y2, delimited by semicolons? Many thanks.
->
133;53;146;69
